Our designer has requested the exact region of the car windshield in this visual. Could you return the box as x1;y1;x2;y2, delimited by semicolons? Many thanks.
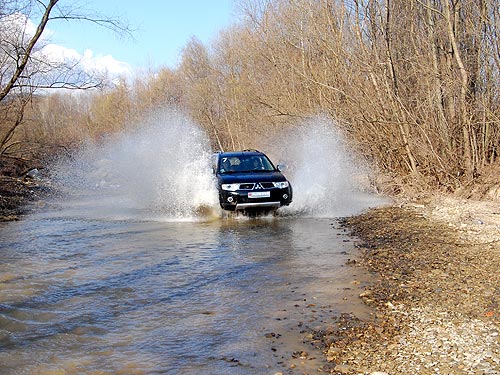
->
218;155;275;174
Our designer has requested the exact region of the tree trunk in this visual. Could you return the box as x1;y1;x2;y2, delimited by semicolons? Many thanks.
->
443;0;473;175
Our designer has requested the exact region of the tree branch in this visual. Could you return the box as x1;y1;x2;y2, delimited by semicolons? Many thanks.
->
0;0;58;103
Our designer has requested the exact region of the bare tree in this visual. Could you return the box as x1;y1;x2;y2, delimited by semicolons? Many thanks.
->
0;0;130;156
28;0;500;194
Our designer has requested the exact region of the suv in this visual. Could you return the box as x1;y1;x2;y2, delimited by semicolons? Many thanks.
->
214;150;293;212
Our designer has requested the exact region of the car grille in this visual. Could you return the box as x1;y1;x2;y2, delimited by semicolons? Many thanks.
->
239;183;254;190
238;182;275;190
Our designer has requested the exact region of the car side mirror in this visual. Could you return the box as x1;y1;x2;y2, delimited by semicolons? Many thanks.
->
276;164;287;172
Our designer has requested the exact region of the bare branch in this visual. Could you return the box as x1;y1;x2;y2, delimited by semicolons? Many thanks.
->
0;0;58;102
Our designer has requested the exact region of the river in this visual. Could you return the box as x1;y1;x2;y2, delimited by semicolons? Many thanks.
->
0;114;384;374
0;209;375;374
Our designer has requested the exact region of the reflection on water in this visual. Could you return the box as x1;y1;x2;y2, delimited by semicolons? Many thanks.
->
0;209;372;375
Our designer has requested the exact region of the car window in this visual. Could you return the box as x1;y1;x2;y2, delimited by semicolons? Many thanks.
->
246;156;274;171
258;156;275;171
218;155;274;173
219;157;238;173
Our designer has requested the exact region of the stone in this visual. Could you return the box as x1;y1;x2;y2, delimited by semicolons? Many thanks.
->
334;364;352;374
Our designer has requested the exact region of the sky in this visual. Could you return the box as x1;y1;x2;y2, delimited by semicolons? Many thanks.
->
44;0;237;77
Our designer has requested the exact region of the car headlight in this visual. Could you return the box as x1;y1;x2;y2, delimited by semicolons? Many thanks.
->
221;183;239;191
273;181;289;189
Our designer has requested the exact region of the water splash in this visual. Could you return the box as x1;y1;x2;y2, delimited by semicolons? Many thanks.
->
51;113;384;221
51;109;219;221
268;117;386;217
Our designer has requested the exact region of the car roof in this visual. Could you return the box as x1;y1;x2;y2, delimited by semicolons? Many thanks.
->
218;150;264;158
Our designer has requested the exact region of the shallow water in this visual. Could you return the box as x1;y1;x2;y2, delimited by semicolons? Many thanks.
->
0;205;373;375
0;114;384;373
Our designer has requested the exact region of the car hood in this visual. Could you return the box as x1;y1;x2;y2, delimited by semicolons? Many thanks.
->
217;171;288;184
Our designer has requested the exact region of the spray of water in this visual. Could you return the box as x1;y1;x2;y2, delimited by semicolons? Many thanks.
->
51;112;384;221
268;117;385;217
52;109;218;221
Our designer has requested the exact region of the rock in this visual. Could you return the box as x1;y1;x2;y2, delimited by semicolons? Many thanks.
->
264;332;281;338
291;351;308;359
333;364;352;373
25;168;41;179
359;290;373;298
0;215;19;221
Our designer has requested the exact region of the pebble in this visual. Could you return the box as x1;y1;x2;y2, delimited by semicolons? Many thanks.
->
331;364;351;373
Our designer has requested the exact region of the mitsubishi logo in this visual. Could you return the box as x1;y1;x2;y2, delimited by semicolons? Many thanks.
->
254;183;263;190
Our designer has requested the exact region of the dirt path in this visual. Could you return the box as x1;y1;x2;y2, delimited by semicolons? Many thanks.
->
310;197;499;374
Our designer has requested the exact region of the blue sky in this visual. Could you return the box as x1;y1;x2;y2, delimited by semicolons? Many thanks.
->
48;0;236;71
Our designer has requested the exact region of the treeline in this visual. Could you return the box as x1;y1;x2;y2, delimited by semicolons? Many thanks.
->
11;0;500;192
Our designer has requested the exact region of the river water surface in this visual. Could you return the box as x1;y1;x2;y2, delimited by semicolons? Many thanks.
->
0;115;384;374
0;210;373;374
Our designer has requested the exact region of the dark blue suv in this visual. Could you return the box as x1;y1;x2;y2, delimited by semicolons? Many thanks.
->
214;150;293;212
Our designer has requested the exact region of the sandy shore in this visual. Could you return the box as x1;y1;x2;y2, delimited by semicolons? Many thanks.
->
309;196;499;374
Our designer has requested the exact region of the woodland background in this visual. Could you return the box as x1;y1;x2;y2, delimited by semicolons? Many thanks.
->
2;0;500;196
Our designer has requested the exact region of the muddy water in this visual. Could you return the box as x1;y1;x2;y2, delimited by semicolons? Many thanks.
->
0;113;384;373
0;209;372;375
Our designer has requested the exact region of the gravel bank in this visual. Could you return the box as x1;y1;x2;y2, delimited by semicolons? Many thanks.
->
314;197;499;375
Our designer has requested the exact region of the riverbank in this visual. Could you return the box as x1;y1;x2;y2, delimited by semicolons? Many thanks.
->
0;156;48;221
312;197;499;374
0;175;48;221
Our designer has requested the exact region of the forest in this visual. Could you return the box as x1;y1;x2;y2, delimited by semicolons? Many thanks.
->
2;0;500;196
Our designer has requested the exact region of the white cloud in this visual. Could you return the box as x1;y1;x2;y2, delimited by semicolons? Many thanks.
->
0;12;133;86
81;49;133;78
39;44;133;82
39;44;81;63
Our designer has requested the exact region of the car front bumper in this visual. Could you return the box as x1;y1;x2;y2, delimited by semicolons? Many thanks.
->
219;187;292;211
